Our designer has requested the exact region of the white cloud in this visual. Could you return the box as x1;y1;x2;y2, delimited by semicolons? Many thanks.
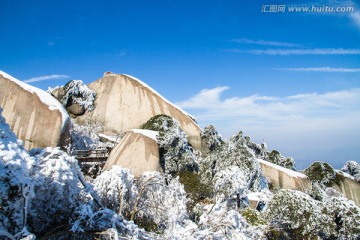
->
178;86;229;108
24;74;70;83
350;11;360;27
278;67;360;72
232;38;302;48
340;0;360;27
119;50;127;56
226;48;360;55
176;87;360;168
326;0;360;28
177;87;360;120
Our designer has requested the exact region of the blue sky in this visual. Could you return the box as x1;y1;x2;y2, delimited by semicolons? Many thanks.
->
1;0;359;169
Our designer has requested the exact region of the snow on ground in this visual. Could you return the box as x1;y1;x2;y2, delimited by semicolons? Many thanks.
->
0;71;69;128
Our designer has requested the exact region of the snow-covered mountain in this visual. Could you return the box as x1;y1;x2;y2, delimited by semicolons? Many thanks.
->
1;71;360;239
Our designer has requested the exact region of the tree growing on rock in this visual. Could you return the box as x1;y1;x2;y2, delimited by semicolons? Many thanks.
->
341;160;360;182
303;161;340;189
264;150;295;170
142;115;198;174
199;131;268;194
200;125;224;155
49;80;96;116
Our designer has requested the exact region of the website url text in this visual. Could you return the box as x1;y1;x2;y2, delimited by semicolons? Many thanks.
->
261;5;355;13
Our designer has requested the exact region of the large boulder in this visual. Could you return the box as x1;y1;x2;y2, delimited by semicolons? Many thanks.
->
75;72;202;149
103;129;162;177
50;80;96;117
0;71;71;150
257;158;312;191
334;174;360;206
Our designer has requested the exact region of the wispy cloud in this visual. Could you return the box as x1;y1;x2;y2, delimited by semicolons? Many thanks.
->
351;11;360;27
24;74;70;83
176;87;360;168
119;50;127;56
226;48;360;55
177;87;360;118
278;67;360;72
232;38;302;48
48;41;55;46
328;0;360;29
343;0;360;28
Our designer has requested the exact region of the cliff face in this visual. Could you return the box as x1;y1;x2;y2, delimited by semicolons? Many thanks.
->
76;73;202;149
104;129;162;177
334;174;360;206
257;159;312;191
0;71;71;150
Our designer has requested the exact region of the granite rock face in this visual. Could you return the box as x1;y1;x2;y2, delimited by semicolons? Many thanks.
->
257;159;312;191
75;73;202;149
333;174;360;206
0;71;71;150
104;129;162;177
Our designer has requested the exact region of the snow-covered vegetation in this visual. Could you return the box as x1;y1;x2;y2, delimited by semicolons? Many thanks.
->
265;188;360;239
264;150;295;170
341;160;360;182
199;129;268;196
0;108;155;239
61;80;96;111
27;147;84;236
142;115;198;174
49;80;96;115
93;166;137;217
70;121;116;151
0;109;35;239
303;161;340;188
1;106;360;239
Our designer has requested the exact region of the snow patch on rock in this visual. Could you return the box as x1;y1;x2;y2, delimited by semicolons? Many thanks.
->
257;158;306;178
0;71;69;128
131;129;159;141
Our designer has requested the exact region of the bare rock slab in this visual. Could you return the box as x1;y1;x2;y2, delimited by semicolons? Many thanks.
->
257;158;312;191
104;129;162;177
0;71;71;150
76;73;202;149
